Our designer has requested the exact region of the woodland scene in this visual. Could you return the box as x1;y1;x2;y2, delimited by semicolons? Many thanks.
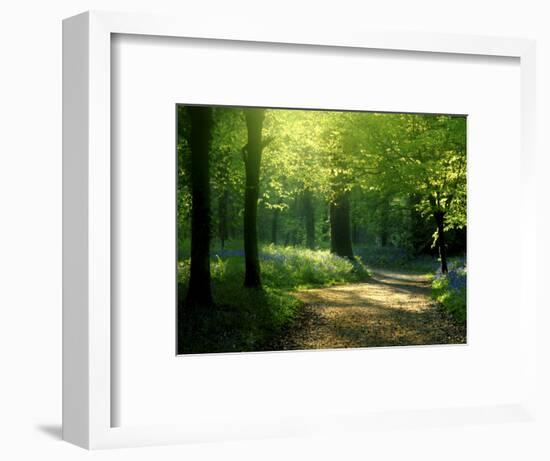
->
177;105;467;354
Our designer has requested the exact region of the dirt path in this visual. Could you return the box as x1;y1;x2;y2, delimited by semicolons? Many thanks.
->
281;269;466;350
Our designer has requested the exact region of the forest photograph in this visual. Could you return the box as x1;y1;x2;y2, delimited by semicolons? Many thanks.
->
177;105;467;355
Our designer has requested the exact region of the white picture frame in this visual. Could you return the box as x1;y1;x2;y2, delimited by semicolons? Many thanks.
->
62;10;537;449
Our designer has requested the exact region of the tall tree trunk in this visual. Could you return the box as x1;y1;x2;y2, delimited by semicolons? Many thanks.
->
379;198;389;247
243;108;266;288
352;221;358;245
409;194;429;255
302;189;315;249
321;203;330;242
271;208;279;245
218;190;229;251
329;190;354;260
434;211;448;274
185;106;213;309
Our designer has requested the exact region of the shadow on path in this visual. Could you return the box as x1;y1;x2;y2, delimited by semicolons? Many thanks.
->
279;269;466;350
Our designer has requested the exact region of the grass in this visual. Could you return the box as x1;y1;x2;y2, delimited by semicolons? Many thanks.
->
259;244;370;289
177;244;370;354
352;244;467;325
431;264;467;324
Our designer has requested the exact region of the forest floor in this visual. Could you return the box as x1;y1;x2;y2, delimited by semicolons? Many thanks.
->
279;269;466;350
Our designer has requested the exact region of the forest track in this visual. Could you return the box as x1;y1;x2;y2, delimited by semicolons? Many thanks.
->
281;269;466;350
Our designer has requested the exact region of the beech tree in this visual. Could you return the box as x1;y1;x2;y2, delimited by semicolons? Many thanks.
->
242;108;268;288
356;113;467;272
407;115;467;273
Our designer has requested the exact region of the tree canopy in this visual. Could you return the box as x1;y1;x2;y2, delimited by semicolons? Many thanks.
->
178;107;466;269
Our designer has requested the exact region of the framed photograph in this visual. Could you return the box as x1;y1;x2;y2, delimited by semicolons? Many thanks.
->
175;104;467;355
63;11;537;449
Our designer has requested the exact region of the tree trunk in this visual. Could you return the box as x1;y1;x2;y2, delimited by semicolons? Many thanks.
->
352;221;358;245
434;211;448;274
380;231;388;247
379;198;389;247
271;208;279;245
302;189;315;249
218;190;229;251
409;194;430;255
329;191;354;260
243;108;265;288
185;106;213;310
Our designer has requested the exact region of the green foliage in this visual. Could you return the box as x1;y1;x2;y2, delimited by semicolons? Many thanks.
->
177;105;467;352
178;106;467;261
260;244;370;289
354;245;438;273
177;245;370;353
178;278;300;354
431;272;467;323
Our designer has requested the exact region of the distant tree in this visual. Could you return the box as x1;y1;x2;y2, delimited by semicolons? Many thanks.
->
210;108;247;250
362;113;467;272
410;115;466;273
302;189;316;249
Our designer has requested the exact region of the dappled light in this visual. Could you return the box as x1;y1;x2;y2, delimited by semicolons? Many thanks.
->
177;105;466;354
282;270;465;350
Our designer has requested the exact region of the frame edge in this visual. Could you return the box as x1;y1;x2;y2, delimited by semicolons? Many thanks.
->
62;11;91;449
65;9;539;449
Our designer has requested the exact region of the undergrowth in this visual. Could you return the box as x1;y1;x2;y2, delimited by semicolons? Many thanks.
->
177;244;370;354
431;263;467;324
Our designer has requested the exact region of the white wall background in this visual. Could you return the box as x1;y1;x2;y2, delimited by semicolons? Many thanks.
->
0;1;548;459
